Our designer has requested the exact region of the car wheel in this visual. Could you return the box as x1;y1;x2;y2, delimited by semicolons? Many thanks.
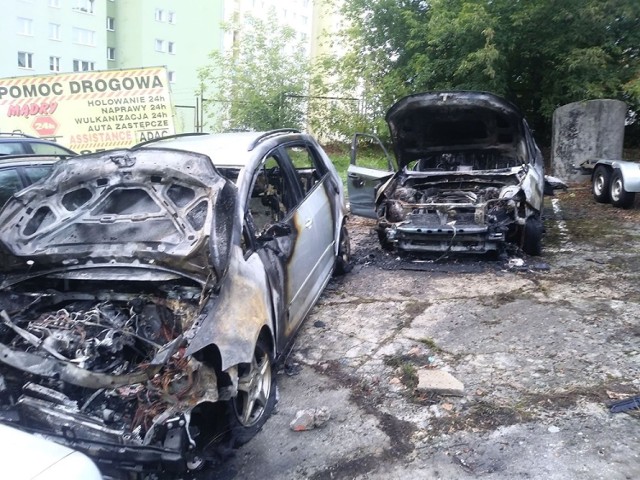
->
377;229;393;251
610;170;635;209
229;339;277;447
521;216;543;256
333;222;352;275
592;166;611;203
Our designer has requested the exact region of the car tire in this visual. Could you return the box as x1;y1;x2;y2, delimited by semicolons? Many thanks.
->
610;170;635;209
521;216;543;256
228;338;277;447
377;229;393;251
333;222;352;275
592;166;611;203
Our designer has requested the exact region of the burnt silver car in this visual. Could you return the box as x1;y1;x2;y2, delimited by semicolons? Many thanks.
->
348;91;551;255
0;130;349;475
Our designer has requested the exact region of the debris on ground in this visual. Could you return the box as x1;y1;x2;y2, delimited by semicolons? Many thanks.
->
609;395;640;413
416;369;464;396
508;258;525;268
289;407;331;431
284;362;303;377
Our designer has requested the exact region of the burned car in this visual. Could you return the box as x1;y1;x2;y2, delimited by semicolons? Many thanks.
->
0;130;349;475
348;91;552;255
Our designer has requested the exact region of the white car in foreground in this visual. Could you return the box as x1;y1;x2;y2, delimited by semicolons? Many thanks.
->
0;424;101;479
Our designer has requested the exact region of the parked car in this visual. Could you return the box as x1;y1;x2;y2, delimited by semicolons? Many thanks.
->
0;129;349;476
0;424;102;479
347;91;559;256
0;132;76;156
0;154;69;208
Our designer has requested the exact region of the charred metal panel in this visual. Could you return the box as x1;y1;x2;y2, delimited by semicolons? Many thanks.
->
0;149;233;284
185;247;274;371
386;92;526;169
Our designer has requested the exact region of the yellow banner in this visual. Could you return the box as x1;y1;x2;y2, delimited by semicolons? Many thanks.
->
0;67;176;153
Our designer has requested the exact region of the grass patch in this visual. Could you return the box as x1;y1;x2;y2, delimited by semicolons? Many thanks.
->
417;337;446;354
384;355;419;389
428;400;533;436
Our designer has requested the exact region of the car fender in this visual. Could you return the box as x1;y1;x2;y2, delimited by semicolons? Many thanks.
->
185;246;275;371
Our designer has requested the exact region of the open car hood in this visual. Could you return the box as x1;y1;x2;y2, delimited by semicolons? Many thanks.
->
386;91;527;170
0;148;236;285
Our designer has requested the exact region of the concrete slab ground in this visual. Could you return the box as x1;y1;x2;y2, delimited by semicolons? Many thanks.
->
211;188;640;480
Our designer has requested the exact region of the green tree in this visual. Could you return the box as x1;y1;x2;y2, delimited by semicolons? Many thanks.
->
198;13;310;131
329;0;640;141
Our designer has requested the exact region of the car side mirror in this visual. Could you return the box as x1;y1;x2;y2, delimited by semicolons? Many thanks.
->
258;222;291;241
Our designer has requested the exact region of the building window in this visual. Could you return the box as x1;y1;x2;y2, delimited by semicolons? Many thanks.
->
73;59;95;71
106;17;115;31
168;42;175;54
73;27;96;46
155;39;165;52
49;56;61;72
48;0;60;7
168;71;175;83
168;11;176;24
73;0;95;14
155;8;165;22
18;52;34;69
17;17;34;36
107;47;115;60
49;23;61;40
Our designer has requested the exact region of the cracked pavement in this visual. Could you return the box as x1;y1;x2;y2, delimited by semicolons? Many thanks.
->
212;188;640;480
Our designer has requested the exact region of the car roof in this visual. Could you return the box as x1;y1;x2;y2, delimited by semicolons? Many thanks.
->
135;130;300;168
0;132;38;139
0;136;77;156
0;154;67;168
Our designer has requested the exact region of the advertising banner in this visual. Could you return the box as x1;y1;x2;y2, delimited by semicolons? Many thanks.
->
0;67;175;153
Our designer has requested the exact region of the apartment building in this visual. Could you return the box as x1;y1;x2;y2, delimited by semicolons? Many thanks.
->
310;0;342;61
0;0;108;77
222;0;313;53
108;0;224;130
1;0;321;131
2;0;224;131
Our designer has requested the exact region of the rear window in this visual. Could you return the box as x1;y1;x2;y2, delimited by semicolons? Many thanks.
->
0;168;23;207
0;142;27;155
30;142;73;155
24;165;54;183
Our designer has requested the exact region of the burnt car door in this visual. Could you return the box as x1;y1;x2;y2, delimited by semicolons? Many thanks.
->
247;146;332;349
346;133;395;218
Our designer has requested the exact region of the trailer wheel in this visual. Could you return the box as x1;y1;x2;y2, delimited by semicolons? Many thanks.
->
592;166;611;203
610;170;635;209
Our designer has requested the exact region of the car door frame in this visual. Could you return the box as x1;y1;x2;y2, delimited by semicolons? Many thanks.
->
278;139;336;323
346;133;396;218
242;143;329;352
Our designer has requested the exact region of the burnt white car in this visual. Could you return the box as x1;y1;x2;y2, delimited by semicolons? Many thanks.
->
348;91;553;255
0;130;349;476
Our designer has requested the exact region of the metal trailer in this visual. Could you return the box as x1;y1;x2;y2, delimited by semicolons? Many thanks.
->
580;158;640;208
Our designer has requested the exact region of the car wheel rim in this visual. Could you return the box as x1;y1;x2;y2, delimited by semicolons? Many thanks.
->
611;178;622;201
594;174;604;195
235;346;272;427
